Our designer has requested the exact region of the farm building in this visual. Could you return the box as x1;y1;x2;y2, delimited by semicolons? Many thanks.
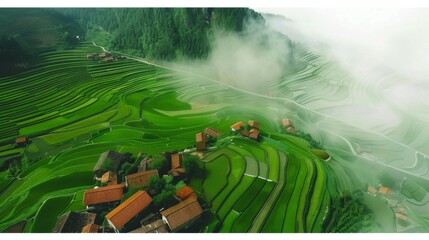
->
15;136;28;147
130;219;169;233
367;186;377;195
230;121;244;131
169;153;186;177
248;120;260;129
93;151;125;177
195;132;207;151
99;52;109;58
379;187;391;195
286;127;296;134
105;56;114;62
52;211;96;233
105;190;153;232
138;157;152;172
81;223;100;233
204;127;221;138
160;197;203;232
176;186;198;201
395;213;409;222
241;131;250;137
249;128;260;140
83;184;125;207
95;171;118;185
282;118;293;127
125;169;159;188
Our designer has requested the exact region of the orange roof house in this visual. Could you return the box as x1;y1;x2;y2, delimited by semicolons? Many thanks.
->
16;136;28;146
95;171;118;185
395;213;409;222
241;131;250;137
81;223;100;233
176;186;198;201
230;121;244;131
161;197;203;232
286;127;296;134
379;187;391;195
99;52;107;58
125;169;159;188
282;119;293;127
249;129;260;140
367;186;377;194
105;56;114;62
248;120;260;129
83;184;125;206
204;127;221;138
130;219;169;233
196;132;207;151
170;153;186;177
105;190;153;232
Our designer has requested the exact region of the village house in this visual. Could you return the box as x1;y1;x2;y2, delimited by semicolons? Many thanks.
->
282;118;293;128
379;186;392;195
130;219;169;233
195;132;207;151
160;197;203;232
169;153;186;177
204;127;221;138
99;52;109;58
93;151;125;177
125;169;159;188
241;130;250;137
249;128;260;141
367;186;377;195
286;127;297;134
395;212;409;224
138;157;152;172
105;190;153;233
15;136;28;147
230;121;244;132
176;186;198;201
95;171;118;185
83;183;125;209
248;120;260;129
81;223;100;233
105;56;114;62
52;211;97;233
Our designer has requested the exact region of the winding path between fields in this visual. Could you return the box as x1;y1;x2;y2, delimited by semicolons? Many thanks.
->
91;41;426;179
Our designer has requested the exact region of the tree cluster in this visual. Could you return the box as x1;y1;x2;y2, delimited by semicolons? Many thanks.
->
56;8;264;60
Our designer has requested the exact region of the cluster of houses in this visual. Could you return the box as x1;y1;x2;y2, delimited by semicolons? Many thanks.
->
52;150;203;233
367;185;410;226
86;52;126;63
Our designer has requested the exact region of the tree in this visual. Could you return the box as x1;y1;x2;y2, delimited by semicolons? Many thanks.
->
183;155;206;179
148;176;166;193
148;155;168;173
152;188;179;209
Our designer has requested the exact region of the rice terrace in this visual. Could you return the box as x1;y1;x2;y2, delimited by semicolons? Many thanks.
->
1;8;429;234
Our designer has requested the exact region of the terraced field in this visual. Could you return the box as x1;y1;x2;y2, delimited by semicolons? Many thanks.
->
1;41;428;232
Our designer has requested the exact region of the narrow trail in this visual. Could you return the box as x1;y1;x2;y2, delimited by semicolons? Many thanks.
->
91;41;427;173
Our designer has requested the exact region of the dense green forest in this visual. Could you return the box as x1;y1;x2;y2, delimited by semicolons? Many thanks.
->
57;8;264;60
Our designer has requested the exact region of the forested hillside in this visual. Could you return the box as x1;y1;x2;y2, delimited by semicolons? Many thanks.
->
57;8;264;60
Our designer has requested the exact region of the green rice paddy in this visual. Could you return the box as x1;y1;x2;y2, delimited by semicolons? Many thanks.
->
1;41;427;232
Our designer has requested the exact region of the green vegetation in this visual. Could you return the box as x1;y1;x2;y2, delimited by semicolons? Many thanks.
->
58;8;263;60
323;194;375;233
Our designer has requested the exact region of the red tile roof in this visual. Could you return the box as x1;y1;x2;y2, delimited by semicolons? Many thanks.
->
282;119;293;127
171;154;182;169
249;128;260;139
195;132;206;142
248;120;260;129
161;198;203;231
81;223;99;233
83;184;125;206
105;190;152;231
15;137;27;144
176;186;198;201
204;127;221;137
367;186;377;194
379;187;391;195
125;170;158;188
230;121;244;131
